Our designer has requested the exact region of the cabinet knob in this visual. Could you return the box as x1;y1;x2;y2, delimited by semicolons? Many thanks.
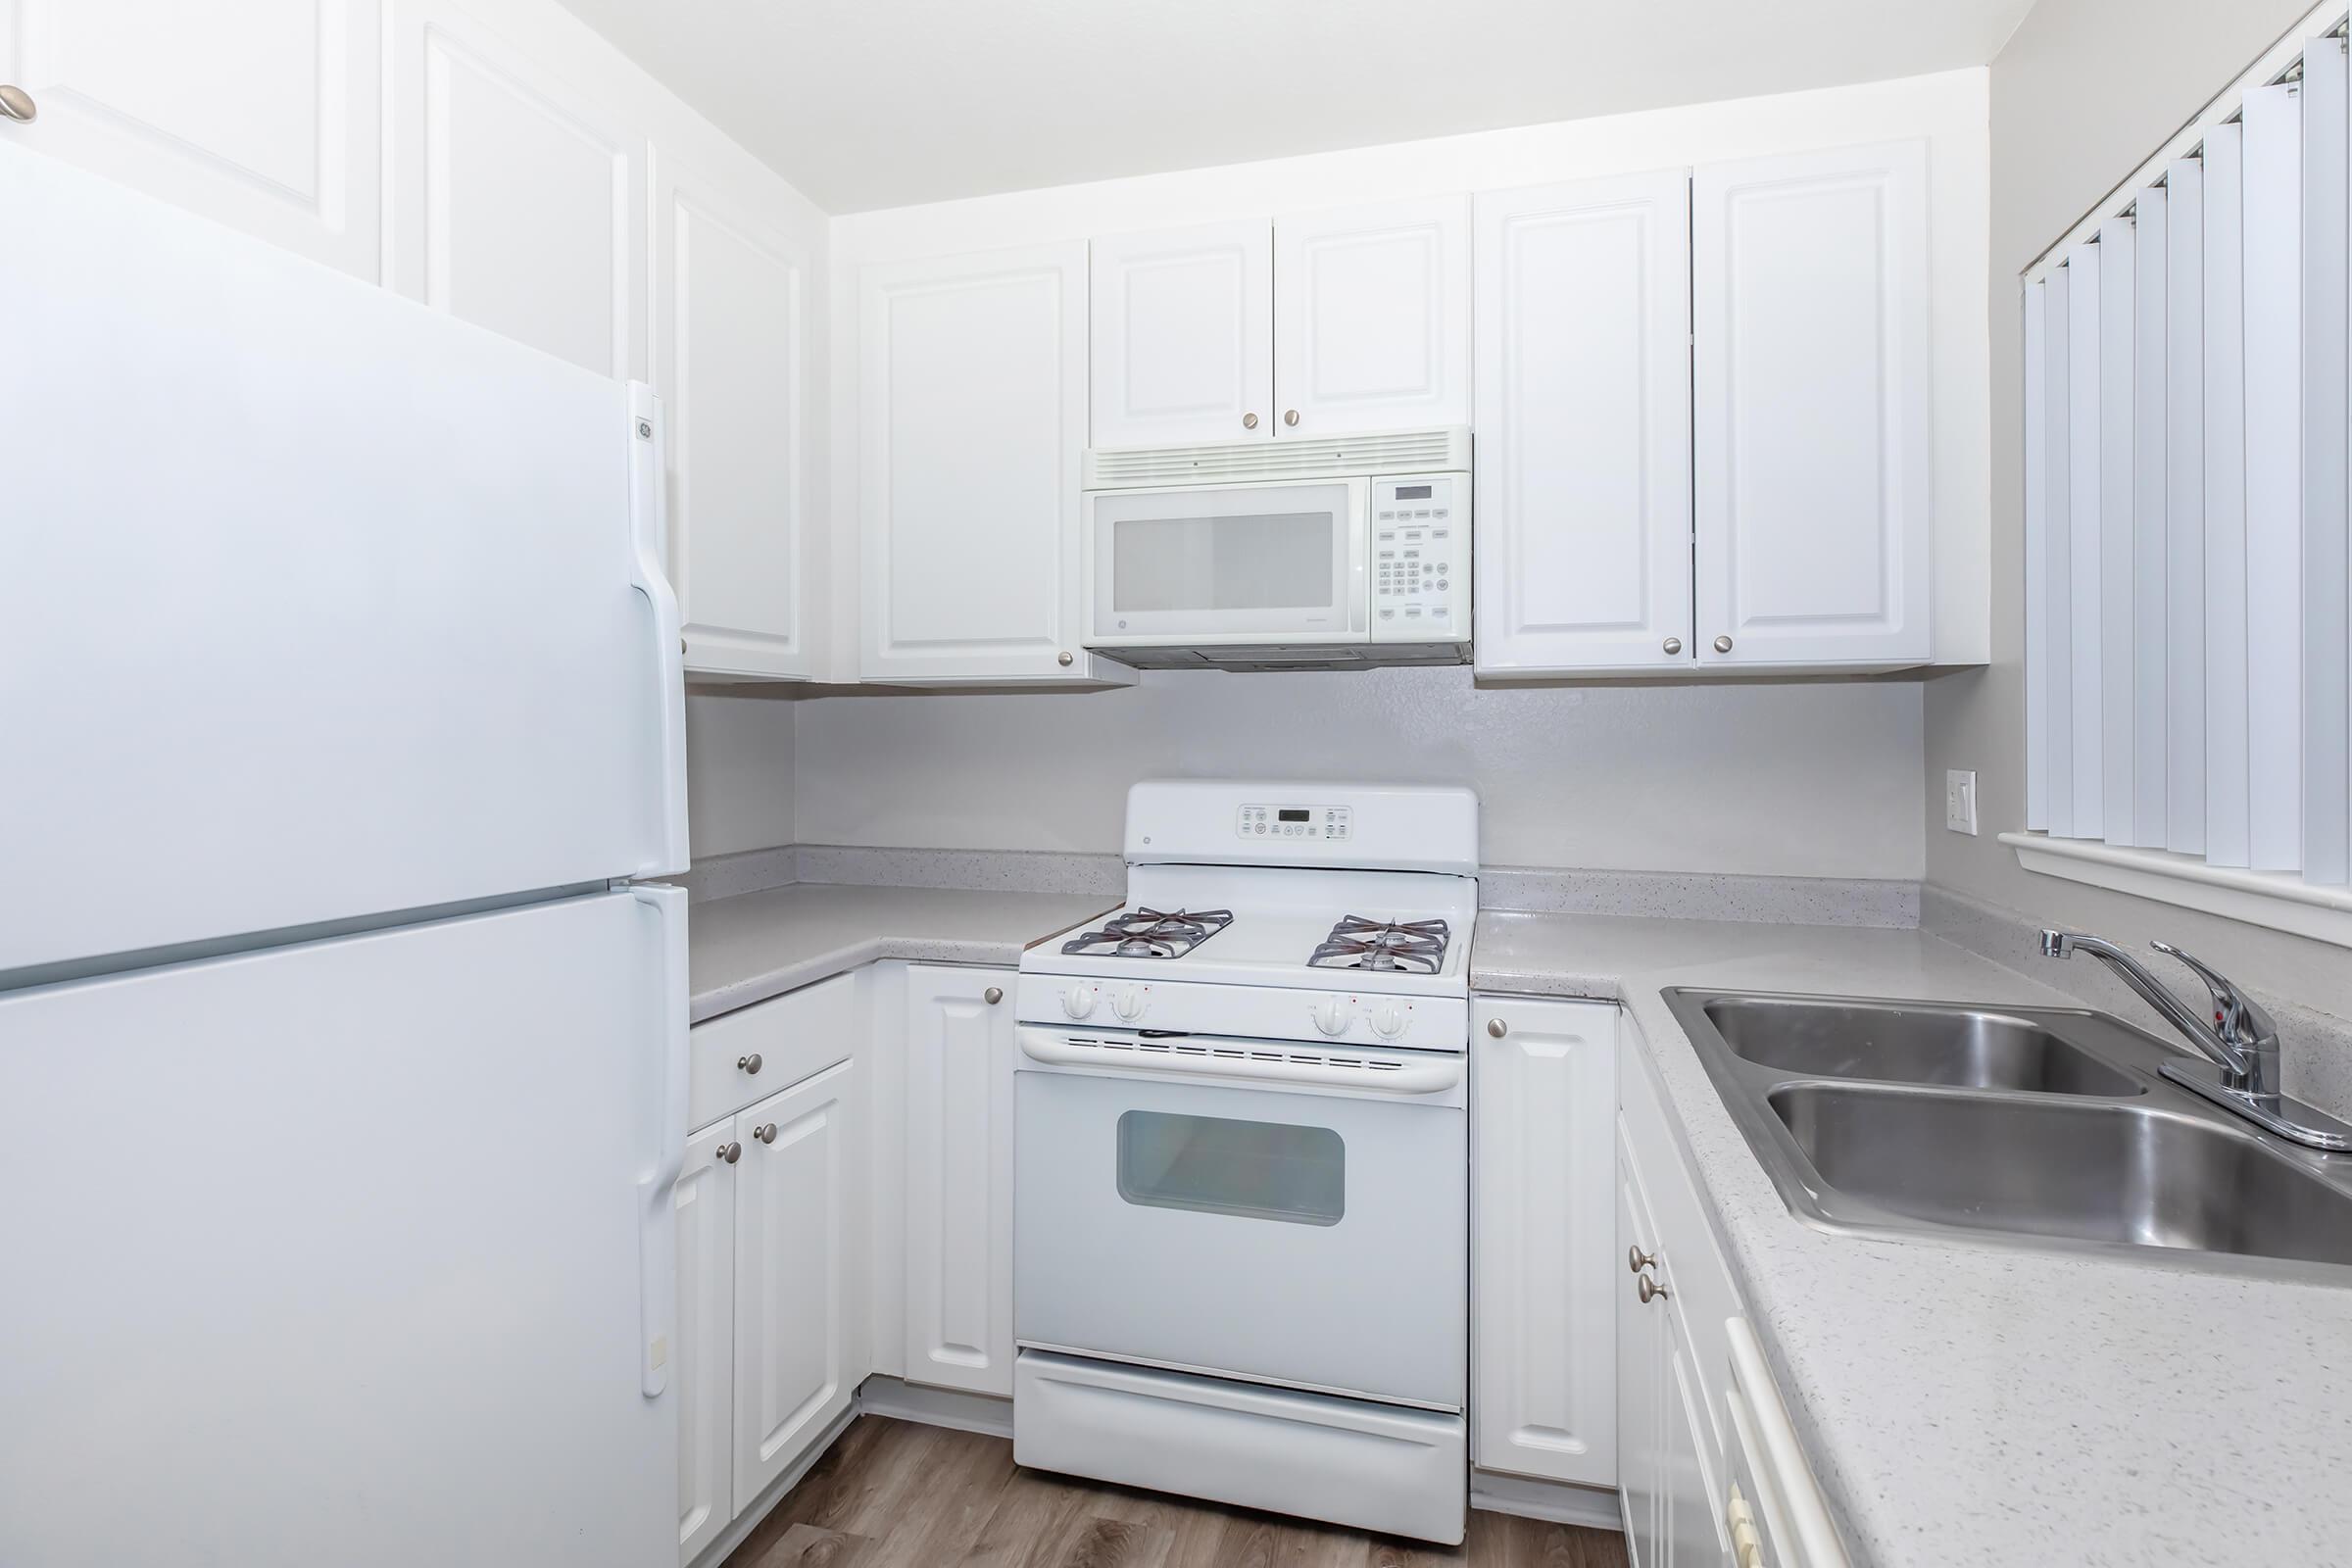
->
1242;413;1259;430
1713;634;1734;654
716;1142;741;1164
1638;1273;1670;1304
753;1122;778;1144
0;85;35;122
1486;1018;1506;1038
1283;410;1300;427
985;986;1004;1005
737;1053;762;1075
1057;651;1074;667
1629;1245;1657;1274
1662;636;1683;656
681;637;690;656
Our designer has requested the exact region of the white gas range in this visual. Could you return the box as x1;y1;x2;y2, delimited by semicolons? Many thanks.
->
1011;779;1477;1546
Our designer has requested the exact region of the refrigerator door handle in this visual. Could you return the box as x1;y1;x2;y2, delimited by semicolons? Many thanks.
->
627;382;690;878
631;882;690;1396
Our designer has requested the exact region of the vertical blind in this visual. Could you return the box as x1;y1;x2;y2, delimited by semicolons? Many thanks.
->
2025;37;2352;889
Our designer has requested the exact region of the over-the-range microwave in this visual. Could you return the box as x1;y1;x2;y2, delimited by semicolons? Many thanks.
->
1079;426;1470;670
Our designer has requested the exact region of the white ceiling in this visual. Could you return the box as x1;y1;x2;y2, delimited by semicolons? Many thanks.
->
557;0;2034;214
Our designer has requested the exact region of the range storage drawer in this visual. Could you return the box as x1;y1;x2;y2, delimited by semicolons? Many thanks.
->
687;970;860;1132
1012;1350;1467;1545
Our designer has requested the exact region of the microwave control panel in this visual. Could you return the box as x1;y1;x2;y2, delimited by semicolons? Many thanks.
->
1371;474;1469;642
1236;803;1353;841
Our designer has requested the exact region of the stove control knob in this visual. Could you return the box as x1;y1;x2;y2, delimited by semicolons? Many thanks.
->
1368;1002;1407;1039
1059;986;1097;1020
1311;997;1354;1037
1111;986;1149;1023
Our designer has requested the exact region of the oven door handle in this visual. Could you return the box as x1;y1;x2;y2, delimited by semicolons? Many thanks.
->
1017;1031;1464;1095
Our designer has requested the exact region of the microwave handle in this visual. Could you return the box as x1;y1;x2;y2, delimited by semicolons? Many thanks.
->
1347;477;1371;635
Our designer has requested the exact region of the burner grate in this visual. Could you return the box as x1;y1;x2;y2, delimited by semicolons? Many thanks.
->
1306;915;1451;975
1060;906;1235;960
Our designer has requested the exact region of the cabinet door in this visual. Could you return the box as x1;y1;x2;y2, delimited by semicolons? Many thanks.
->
0;0;380;277
1472;998;1618;1486
1091;220;1273;449
1692;140;1932;666
1617;1140;1665;1568
904;966;1017;1396
384;0;646;379
1274;195;1471;437
676;1121;737;1565
732;1059;858;1505
1660;1329;1733;1568
860;243;1126;683
655;153;814;680
1473;173;1693;673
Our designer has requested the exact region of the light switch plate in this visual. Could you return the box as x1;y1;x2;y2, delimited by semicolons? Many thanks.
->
1944;769;1979;835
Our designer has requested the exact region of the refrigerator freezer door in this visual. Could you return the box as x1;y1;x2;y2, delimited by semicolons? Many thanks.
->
0;889;681;1567
0;144;685;976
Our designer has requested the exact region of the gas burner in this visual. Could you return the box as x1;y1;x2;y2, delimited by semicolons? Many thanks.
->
1306;916;1452;975
1061;906;1235;960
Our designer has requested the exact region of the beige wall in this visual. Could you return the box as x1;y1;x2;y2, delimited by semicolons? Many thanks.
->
685;693;798;858
1922;0;2351;1014
794;667;1925;878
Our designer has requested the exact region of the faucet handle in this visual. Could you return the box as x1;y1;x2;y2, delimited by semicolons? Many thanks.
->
2149;941;2277;1049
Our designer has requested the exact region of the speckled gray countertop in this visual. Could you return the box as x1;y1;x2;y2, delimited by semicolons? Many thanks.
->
687;883;1115;1023
1473;908;2352;1568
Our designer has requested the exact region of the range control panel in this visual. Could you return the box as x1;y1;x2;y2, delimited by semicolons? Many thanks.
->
1371;474;1469;643
1236;803;1354;841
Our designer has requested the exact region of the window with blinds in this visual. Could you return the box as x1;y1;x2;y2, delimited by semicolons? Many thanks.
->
2021;25;2352;935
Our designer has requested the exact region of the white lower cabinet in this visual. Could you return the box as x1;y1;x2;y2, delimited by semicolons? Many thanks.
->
903;964;1018;1396
675;1120;738;1565
673;1045;862;1567
1472;996;1618;1486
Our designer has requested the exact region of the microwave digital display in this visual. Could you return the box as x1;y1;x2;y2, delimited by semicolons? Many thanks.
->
1394;484;1433;501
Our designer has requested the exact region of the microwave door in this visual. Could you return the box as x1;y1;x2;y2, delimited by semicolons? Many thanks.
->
1088;478;1367;647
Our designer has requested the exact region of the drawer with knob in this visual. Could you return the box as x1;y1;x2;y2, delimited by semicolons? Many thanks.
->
688;968;862;1132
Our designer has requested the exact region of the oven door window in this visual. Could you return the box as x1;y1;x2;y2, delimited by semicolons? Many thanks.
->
1116;1109;1344;1226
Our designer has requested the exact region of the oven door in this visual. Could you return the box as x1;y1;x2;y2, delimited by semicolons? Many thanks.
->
1084;477;1369;647
1014;1040;1466;1411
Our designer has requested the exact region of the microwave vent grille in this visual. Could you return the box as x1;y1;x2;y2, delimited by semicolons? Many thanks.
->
1084;425;1470;488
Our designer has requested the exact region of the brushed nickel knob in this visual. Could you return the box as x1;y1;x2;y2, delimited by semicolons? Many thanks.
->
681;637;689;656
1663;636;1683;655
716;1142;741;1164
984;986;1004;1004
737;1054;762;1075
1057;651;1074;666
1243;413;1259;429
1487;1018;1506;1038
0;85;35;122
1629;1245;1657;1274
753;1122;778;1144
1713;634;1734;654
1639;1273;1670;1304
1283;410;1300;427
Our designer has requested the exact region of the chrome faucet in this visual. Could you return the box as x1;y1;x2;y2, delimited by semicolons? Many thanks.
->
2039;930;2348;1152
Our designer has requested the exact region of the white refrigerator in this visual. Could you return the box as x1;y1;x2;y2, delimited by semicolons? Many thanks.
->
0;145;690;1566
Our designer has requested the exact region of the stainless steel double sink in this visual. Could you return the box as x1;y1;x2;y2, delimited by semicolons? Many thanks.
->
1665;991;2352;1279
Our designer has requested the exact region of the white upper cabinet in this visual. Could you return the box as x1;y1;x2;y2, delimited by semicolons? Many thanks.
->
0;0;381;277
859;242;1133;684
1473;172;1693;674
654;152;815;680
1091;220;1273;449
384;0;646;380
1274;194;1472;437
1693;139;1934;666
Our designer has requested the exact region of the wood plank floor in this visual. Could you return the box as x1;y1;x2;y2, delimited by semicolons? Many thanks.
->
723;1416;1628;1568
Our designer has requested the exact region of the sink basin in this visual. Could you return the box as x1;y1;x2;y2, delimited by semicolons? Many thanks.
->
1700;996;2142;1096
1663;987;2352;1281
1768;1084;2352;1268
